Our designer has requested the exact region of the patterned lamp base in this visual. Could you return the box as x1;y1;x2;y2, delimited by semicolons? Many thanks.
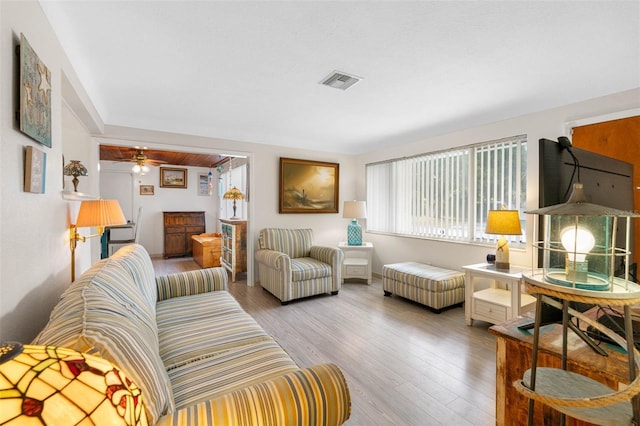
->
347;219;362;245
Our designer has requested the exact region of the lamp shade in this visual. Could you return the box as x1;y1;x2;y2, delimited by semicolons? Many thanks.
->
63;161;88;178
76;200;126;228
343;201;367;219
485;210;522;235
63;161;88;192
223;187;244;200
0;342;148;425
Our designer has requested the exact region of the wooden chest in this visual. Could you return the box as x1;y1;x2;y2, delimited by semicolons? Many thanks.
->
192;233;222;268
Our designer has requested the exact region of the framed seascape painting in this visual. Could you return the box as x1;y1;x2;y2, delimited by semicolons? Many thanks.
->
19;34;52;148
279;157;339;213
160;167;187;188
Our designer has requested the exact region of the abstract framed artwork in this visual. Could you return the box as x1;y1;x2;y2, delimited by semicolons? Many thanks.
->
160;167;187;188
279;157;339;213
24;146;46;193
19;33;52;148
140;185;154;195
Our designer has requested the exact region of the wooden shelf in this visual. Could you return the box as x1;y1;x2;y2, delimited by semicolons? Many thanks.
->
61;191;97;201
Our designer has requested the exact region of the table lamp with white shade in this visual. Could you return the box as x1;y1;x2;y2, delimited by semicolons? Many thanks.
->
343;201;367;246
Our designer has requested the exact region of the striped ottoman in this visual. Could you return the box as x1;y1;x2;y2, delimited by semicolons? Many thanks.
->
382;262;465;313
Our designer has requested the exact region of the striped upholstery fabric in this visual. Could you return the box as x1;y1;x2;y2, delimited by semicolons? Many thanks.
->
256;228;344;303
157;292;271;368
291;257;332;281
156;363;351;426
33;256;174;424
168;339;299;409
259;228;313;258
156;267;228;300
34;244;351;426
33;259;109;348
109;244;158;308
383;262;465;311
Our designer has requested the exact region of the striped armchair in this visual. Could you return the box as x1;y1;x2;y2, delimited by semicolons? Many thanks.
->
256;228;344;304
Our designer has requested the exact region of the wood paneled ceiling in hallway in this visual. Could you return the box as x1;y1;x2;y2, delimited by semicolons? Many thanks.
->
99;145;229;168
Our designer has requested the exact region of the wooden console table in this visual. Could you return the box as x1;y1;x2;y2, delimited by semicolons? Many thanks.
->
489;315;633;425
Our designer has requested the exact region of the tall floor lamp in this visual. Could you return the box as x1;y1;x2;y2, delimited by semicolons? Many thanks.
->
70;199;126;282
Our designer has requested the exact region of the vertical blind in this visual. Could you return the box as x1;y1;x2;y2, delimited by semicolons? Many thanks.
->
366;135;527;245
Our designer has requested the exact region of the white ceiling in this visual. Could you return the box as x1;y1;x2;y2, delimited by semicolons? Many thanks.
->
39;1;640;154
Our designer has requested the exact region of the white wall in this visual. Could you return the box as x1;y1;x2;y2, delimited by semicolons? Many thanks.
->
355;88;640;275
1;0;103;342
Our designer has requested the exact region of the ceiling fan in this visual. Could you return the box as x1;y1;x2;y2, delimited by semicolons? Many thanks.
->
128;148;166;173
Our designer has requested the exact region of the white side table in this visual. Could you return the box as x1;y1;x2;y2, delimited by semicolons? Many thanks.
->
338;242;373;284
463;263;536;326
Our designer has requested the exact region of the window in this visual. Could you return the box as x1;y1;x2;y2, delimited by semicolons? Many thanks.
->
366;135;527;246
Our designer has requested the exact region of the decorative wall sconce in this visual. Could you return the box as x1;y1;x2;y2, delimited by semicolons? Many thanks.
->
70;199;126;282
63;160;87;192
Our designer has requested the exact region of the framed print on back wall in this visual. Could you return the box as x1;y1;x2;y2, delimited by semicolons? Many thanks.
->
279;157;339;213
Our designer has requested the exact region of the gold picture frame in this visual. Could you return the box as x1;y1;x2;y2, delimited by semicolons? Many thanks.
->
160;167;187;188
279;157;339;213
140;185;154;195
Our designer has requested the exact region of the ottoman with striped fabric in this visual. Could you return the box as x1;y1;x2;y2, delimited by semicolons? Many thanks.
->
383;261;465;313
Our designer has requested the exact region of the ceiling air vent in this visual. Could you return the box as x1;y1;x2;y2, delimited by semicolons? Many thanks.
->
320;71;362;90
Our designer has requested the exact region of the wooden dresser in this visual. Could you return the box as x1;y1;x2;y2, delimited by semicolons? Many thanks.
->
219;219;247;282
163;211;205;258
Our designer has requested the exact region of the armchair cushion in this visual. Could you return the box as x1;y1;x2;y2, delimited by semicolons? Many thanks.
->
291;257;332;281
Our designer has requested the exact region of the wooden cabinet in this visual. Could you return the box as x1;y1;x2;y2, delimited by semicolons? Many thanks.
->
163;212;205;258
220;219;246;282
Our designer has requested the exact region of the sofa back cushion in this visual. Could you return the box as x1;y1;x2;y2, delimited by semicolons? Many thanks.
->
258;228;313;259
33;254;174;424
109;243;158;308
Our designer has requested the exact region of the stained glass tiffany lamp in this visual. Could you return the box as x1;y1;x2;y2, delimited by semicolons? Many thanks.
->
0;342;148;425
223;186;244;219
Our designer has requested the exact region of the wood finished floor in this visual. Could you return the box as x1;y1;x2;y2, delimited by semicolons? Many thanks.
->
153;257;497;425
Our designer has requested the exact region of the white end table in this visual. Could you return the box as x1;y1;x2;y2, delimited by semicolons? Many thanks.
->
338;242;373;284
463;263;536;326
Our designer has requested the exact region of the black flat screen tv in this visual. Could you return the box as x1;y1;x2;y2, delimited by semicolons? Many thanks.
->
539;138;634;214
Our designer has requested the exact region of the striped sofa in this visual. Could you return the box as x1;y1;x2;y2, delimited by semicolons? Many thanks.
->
256;228;344;304
34;244;351;425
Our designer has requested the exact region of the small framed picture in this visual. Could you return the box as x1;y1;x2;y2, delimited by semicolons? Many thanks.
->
24;145;46;193
160;167;187;188
140;185;154;195
198;173;210;196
